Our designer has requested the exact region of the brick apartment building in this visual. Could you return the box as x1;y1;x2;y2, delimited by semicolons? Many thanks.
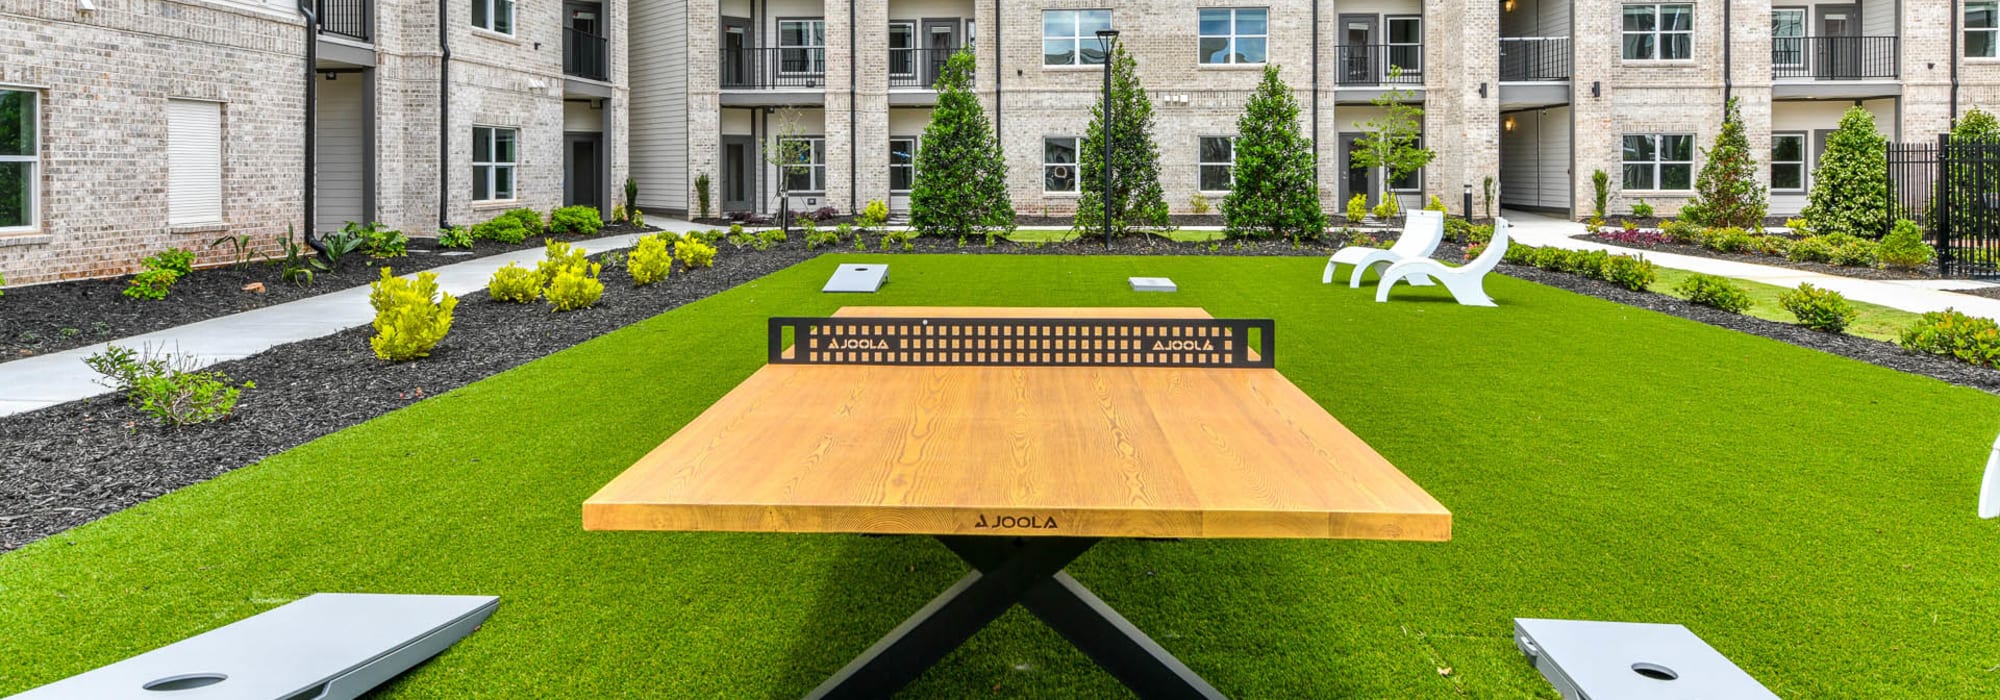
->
0;0;629;286
626;0;2000;224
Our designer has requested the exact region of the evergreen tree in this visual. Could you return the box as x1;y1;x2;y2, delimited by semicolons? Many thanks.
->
1680;98;1767;229
909;50;1015;238
1801;106;1891;238
1223;65;1326;240
1072;44;1170;240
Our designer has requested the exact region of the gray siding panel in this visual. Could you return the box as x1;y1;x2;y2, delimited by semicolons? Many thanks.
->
631;0;690;211
317;76;367;232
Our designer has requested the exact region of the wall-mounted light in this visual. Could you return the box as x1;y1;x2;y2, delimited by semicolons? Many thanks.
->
1504;0;1517;11
1591;81;1601;98
77;0;95;12
1479;82;1488;98
1504;115;1516;132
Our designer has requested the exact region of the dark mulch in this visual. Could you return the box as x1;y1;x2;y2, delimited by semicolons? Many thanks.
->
1576;233;1949;281
0;224;654;360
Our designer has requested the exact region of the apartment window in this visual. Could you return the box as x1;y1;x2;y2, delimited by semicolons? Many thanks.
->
167;99;223;226
1970;3;1999;57
1044;137;1078;192
1198;137;1234;191
889;22;917;79
1387;16;1423;76
473;126;517;201
781;137;826;193
472;0;513;33
1198;8;1267;65
1622;4;1693;60
0;89;36;231
890;137;916;192
965;19;976;48
1772;132;1806;192
779;19;827;75
1772;9;1805;67
1623;133;1694;190
1043;10;1112;66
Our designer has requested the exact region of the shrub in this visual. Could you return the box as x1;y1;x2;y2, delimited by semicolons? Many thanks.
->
1698;227;1756;253
1631;200;1655;218
857;199;889;229
675;238;718;268
549;206;604;237
1679;97;1768;229
1802;106;1891;239
1462;224;1495;246
501;208;547;237
487;263;543;303
1346;194;1368;222
1899;309;2000;368
1371;195;1401;220
806;226;840;250
811;205;840;222
437;225;475;249
1221;64;1325;239
150;248;197;276
1878;218;1934;270
1600;255;1657;291
1673;273;1754;313
629;236;672;286
1779;283;1859;332
124;268;181;300
624;177;639;219
368;268;457;361
1787;235;1837;263
1591;169;1610;219
86;345;252;426
1599;227;1672;245
1425;195;1448;212
882;229;916;252
1189;193;1211;215
1660;219;1703;244
536;239;592;285
341;222;408;258
1801;233;1881;267
1750;235;1792;257
546;262;604;312
1784;217;1813;236
1503;242;1538;265
472;215;529;244
695;173;711;219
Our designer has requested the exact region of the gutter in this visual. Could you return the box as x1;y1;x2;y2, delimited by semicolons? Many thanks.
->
994;0;1002;140
1952;0;1961;126
297;0;327;255
849;0;856;213
1721;0;1732;102
1310;0;1319;179
439;0;452;228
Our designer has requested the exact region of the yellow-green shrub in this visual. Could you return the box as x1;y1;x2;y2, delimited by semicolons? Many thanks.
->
536;239;591;284
630;236;672;286
368;268;457;361
1346;194;1368;222
547;263;604;312
488;263;542;303
675;238;718;268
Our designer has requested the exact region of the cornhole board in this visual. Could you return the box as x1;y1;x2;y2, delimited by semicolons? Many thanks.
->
1514;618;1779;700
9;593;499;700
823;264;888;293
1128;277;1177;292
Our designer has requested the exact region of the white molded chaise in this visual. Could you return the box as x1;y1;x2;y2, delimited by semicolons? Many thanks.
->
1322;208;1444;287
1375;217;1511;307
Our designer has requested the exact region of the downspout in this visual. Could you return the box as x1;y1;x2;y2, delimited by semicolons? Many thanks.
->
1952;0;1962;125
1721;0;1732;102
994;0;1002;140
1310;0;1319;178
849;0;857;213
297;0;327;254
439;0;453;228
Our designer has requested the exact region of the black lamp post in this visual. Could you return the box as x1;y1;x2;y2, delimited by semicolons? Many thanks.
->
1096;28;1119;249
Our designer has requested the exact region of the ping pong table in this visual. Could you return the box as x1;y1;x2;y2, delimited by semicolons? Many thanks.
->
584;307;1450;699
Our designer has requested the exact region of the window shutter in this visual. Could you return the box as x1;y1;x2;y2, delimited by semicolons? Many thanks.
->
168;99;223;226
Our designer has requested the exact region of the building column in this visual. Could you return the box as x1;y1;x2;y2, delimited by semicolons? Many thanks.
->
1425;0;1500;217
823;0;856;212
688;0;722;217
853;0;890;212
1902;0;1956;137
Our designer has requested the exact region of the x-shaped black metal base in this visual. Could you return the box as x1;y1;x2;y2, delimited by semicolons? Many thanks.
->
805;536;1226;699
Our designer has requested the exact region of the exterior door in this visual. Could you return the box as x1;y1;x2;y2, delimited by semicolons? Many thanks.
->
1339;15;1377;85
1815;5;1859;79
565;2;606;80
563;132;602;210
1340;133;1375;206
721;17;752;87
922;19;959;87
722;135;756;212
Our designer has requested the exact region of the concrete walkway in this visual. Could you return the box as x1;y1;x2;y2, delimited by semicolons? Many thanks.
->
0;220;716;417
1501;209;2000;321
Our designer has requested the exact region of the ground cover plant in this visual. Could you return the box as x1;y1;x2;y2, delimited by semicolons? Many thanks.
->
4;255;1999;698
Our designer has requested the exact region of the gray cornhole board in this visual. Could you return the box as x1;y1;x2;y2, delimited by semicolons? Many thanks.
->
1514;618;1779;700
823;264;888;293
1129;277;1177;292
10;593;499;700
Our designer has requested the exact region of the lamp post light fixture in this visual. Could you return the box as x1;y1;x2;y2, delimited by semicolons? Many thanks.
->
1096;28;1119;249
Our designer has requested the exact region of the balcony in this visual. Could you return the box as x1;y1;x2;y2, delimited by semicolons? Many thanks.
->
889;47;966;89
315;0;370;43
1499;37;1570;81
1335;44;1423;88
564;27;609;81
720;47;826;90
1772;36;1898;80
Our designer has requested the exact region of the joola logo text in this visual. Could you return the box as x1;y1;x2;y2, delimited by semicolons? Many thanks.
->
973;513;1059;529
827;338;890;350
1150;340;1214;351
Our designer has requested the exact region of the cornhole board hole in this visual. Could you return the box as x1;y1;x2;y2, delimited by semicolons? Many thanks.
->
823;264;888;293
1129;277;1177;292
1514;618;1778;700
11;593;499;700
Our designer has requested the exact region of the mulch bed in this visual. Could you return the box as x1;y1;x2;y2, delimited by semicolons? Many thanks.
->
1576;233;1948;281
0;223;654;360
5;232;1996;554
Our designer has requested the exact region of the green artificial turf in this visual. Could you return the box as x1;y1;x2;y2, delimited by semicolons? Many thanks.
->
1649;267;1925;342
5;255;2000;698
1008;228;1224;243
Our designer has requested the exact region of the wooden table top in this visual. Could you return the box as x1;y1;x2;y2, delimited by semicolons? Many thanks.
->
584;307;1450;541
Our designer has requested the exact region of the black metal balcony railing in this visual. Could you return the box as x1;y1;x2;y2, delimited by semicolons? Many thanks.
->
315;0;370;43
1772;36;1899;80
1336;45;1423;87
564;27;609;81
1499;37;1571;81
720;47;826;89
888;47;968;89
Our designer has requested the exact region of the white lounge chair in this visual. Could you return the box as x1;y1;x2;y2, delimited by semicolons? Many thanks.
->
1322;209;1445;287
1375;217;1512;307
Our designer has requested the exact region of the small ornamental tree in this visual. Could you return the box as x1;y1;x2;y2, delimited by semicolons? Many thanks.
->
1073;44;1170;239
1801;106;1891;238
1351;67;1433;209
910;49;1015;239
1926;107;2000;238
1680;98;1767;229
1223;65;1326;240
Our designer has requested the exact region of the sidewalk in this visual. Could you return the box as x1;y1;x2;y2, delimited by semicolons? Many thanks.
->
0;220;716;418
1501;209;2000;321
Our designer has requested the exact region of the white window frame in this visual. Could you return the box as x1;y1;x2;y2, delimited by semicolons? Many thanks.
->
1771;131;1807;193
778;19;827;76
1622;4;1693;61
1970;2;1999;58
1198;8;1267;65
0;87;39;233
473;125;518;202
889;22;917;80
1385;16;1423;77
472;0;514;34
889;137;917;193
1042;10;1113;66
1044;136;1079;193
167;98;224;227
1622;133;1695;191
779;136;827;194
1772;8;1806;68
1198;136;1235;192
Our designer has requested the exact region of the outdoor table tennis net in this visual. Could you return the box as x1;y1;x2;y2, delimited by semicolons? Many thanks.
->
769;316;1274;368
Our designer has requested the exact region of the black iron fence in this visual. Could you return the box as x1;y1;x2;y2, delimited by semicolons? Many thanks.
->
889;47;966;89
564;27;609;81
1336;45;1423;87
1498;37;1570;81
1887;136;2000;277
720;48;826;89
1772;36;1898;80
315;0;370;42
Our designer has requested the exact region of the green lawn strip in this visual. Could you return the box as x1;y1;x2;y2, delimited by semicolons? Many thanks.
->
1006;228;1223;243
4;256;2000;697
1648;267;1922;342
